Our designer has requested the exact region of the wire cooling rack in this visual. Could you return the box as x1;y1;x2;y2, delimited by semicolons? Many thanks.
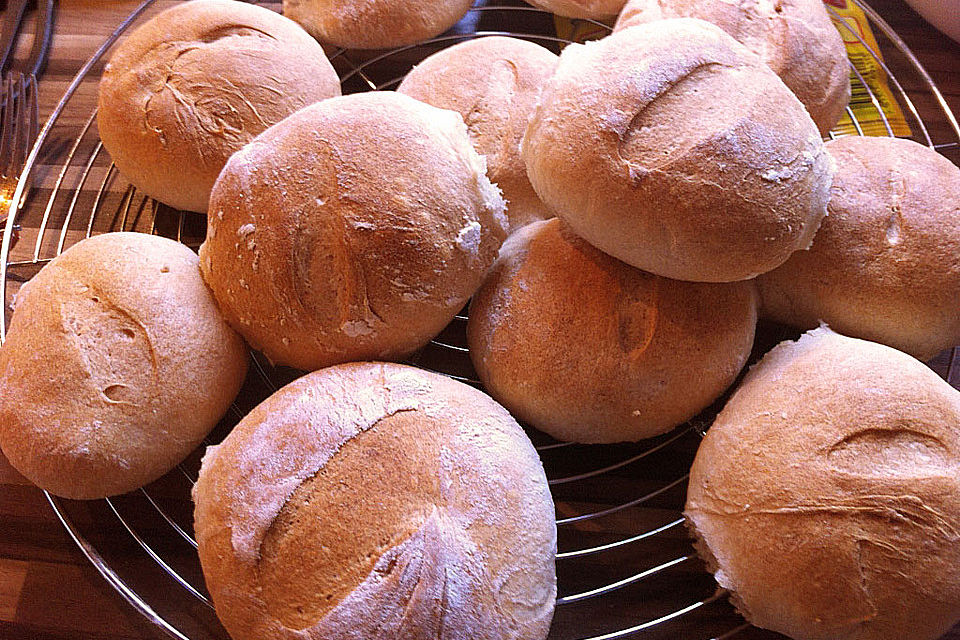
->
1;1;958;639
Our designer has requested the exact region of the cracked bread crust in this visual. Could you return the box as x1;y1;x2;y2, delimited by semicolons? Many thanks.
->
97;0;341;213
198;92;507;372
193;362;556;640
0;232;249;499
686;328;960;640
521;18;833;282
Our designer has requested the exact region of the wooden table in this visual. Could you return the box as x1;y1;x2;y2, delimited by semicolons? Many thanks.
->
2;1;959;639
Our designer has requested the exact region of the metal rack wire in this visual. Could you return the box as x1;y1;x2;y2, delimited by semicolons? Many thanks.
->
1;2;958;640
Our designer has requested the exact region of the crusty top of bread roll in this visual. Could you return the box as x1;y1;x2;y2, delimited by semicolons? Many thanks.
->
521;18;833;282
398;36;558;234
193;362;556;640
0;233;248;500
687;327;960;640
199;92;507;371
468;218;757;443
614;0;851;134
525;0;627;19
757;136;960;361
282;0;473;49
97;0;341;213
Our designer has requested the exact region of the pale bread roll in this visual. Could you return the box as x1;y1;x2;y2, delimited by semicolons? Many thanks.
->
614;0;851;134
467;219;758;443
193;362;556;640
199;92;507;371
521;19;833;283
525;0;627;19
757;136;960;361
282;0;473;49
686;327;960;640
97;0;341;213
398;36;559;234
0;233;248;500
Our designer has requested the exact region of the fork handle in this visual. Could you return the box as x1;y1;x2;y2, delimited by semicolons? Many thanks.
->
24;0;55;78
0;0;30;74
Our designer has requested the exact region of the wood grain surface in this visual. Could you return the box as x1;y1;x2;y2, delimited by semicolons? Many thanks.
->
1;1;959;639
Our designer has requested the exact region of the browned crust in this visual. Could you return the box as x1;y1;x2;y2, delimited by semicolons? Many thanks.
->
97;0;341;212
525;0;627;19
686;328;960;640
757;136;960;361
0;232;248;499
193;362;556;640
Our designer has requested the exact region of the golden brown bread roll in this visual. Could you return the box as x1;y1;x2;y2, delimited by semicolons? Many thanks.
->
398;36;559;234
467;219;757;443
0;232;248;500
687;327;960;640
757;136;960;361
193;362;556;640
525;0;627;19
521;19;833;283
97;0;341;213
282;0;473;49
614;0;851;134
199;91;507;371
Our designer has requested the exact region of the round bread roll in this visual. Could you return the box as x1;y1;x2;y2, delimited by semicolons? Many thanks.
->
521;19;833;283
757;136;960;361
467;219;758;443
0;233;248;500
686;327;960;640
614;0;851;135
199;91;507;371
193;362;556;640
398;36;559;234
97;0;341;213
282;0;473;49
524;0;627;19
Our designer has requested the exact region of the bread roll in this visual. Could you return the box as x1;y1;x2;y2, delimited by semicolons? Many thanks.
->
0;233;248;500
282;0;473;49
199;92;507;371
686;327;960;640
614;0;850;134
193;362;556;640
97;0;341;213
757;136;960;361
525;0;627;19
521;19;833;283
467;219;757;443
398;36;558;234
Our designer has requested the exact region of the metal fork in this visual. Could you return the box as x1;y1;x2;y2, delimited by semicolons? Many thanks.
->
0;0;55;252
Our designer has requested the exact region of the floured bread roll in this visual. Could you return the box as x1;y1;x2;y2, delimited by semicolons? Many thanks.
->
193;362;556;640
97;0;341;213
687;328;960;640
525;0;627;19
398;36;559;233
614;0;851;134
199;92;507;371
0;232;248;500
468;219;757;443
283;0;473;49
521;19;833;283
757;136;960;361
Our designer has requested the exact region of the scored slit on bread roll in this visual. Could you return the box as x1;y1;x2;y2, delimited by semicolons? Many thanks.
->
0;232;248;500
193;362;556;640
398;36;559;234
199;91;507;371
757;136;960;361
468;218;758;443
521;18;833;283
614;0;851;134
283;0;473;49
686;327;960;640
